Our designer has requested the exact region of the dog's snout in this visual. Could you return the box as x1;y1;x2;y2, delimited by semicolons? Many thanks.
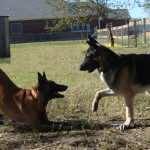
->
79;65;83;70
64;85;68;90
59;85;68;91
79;65;84;71
79;61;86;71
79;63;87;71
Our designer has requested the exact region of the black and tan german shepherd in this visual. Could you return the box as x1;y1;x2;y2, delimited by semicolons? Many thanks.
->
79;35;150;130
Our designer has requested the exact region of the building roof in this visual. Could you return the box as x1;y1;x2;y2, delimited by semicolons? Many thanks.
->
0;0;130;21
108;9;131;19
0;0;54;21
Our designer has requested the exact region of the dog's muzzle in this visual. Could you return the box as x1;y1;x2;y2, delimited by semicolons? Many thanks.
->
79;58;99;73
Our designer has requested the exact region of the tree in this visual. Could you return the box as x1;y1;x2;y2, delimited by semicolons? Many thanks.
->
45;0;139;46
142;0;150;17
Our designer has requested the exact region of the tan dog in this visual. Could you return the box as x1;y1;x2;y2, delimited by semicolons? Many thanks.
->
0;69;71;131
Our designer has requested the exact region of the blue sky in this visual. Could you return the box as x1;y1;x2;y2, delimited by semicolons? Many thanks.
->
107;0;149;19
124;0;149;19
129;6;149;18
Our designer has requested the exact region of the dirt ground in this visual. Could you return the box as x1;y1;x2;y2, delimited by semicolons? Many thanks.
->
1;114;150;150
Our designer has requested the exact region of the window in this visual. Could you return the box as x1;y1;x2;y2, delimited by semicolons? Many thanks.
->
71;24;82;31
71;24;90;32
11;23;22;34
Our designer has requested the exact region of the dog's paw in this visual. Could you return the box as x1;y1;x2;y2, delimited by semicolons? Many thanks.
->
119;118;134;130
119;124;130;130
119;121;135;130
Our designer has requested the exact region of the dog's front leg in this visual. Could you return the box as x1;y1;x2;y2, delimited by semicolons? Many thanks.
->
92;88;117;111
119;93;135;130
24;110;70;132
40;110;74;131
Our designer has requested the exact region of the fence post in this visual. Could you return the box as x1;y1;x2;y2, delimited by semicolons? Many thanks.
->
111;23;114;46
96;26;97;40
100;28;101;43
143;18;146;45
121;26;123;46
102;29;103;43
127;23;129;47
0;16;10;58
106;24;109;44
116;27;118;45
81;30;83;43
134;21;137;47
111;23;113;37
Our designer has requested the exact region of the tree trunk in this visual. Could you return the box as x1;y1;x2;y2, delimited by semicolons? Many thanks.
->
108;23;114;46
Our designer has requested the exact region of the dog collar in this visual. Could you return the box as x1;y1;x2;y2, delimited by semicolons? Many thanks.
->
103;67;113;73
31;90;43;107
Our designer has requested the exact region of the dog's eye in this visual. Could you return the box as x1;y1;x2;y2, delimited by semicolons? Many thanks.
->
86;56;92;59
87;54;95;58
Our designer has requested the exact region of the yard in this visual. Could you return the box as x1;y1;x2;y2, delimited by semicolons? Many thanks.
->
0;40;150;149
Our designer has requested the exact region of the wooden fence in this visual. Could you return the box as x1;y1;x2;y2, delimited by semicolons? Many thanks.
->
0;16;10;58
97;18;150;47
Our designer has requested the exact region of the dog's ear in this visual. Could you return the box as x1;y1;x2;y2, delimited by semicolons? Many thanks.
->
87;41;99;49
87;41;101;55
43;72;47;80
38;72;45;87
88;35;98;44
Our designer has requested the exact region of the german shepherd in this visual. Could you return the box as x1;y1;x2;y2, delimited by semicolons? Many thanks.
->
79;35;150;130
0;69;72;132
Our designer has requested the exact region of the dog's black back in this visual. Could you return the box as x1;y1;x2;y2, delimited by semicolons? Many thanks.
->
119;53;150;86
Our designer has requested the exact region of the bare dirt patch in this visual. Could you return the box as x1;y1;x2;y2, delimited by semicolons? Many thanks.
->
1;114;150;149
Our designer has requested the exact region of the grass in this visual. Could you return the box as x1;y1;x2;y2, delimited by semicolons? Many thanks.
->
0;40;150;149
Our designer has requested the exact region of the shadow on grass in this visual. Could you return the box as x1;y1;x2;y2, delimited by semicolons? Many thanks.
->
70;139;93;147
1;120;109;134
3;121;32;132
2;116;150;133
0;58;11;63
0;113;5;125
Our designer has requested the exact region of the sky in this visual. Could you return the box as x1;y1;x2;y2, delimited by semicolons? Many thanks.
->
107;0;149;19
129;6;149;18
125;0;149;19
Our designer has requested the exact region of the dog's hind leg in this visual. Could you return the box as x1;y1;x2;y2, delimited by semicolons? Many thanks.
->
144;90;150;110
92;88;117;112
119;93;135;130
146;89;150;97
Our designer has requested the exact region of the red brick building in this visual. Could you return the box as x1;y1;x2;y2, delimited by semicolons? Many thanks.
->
0;0;130;42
